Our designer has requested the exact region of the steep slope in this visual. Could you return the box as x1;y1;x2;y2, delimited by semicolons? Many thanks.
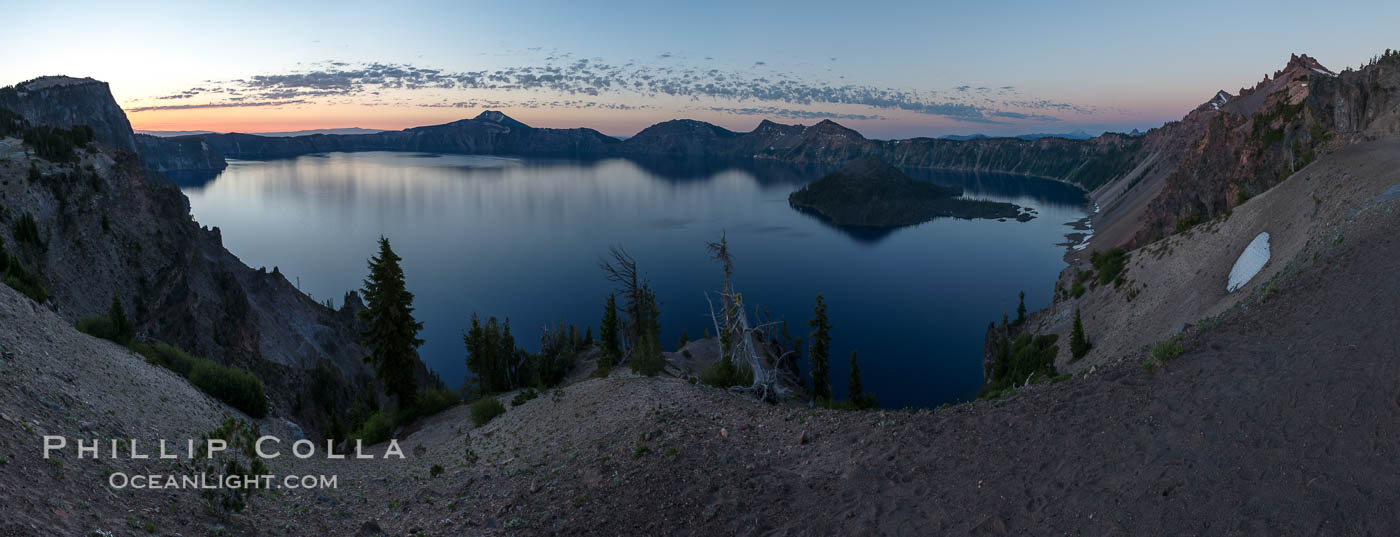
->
0;78;375;433
0;76;138;153
134;133;227;173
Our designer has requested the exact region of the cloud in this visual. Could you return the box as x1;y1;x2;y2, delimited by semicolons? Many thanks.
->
700;106;888;121
131;56;1094;124
127;100;308;113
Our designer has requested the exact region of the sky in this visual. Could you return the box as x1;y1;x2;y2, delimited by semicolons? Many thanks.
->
2;0;1397;138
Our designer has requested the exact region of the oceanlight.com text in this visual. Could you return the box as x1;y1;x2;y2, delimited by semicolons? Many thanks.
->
108;472;339;490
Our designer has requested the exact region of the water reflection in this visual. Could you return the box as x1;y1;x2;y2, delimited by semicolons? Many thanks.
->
183;152;1087;408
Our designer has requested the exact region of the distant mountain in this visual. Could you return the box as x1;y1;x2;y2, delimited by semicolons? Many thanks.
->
138;127;389;138
199;110;620;160
136;129;216;137
940;131;1094;141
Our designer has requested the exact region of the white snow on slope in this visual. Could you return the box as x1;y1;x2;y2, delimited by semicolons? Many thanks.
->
1227;232;1271;292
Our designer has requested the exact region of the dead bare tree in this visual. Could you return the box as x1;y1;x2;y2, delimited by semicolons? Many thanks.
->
598;245;642;350
705;233;791;402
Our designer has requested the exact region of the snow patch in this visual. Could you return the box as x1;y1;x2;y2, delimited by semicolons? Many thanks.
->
1227;232;1271;292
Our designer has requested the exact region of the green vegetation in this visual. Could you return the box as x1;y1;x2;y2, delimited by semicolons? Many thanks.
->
1145;335;1186;369
807;294;833;403
414;385;460;416
1174;213;1203;234
470;397;506;427
359;237;424;409
76;295;135;345
1089;247;1128;287
1015;291;1027;324
675;329;688;351
629;283;666;376
699;358;753;389
14;212;43;250
0;237;48;303
430;464;444;478
984;331;1059;396
0;105;26;137
350;411;393;445
1070;308;1091;360
846;350;878;410
127;342;269;418
511;388;539;407
465;315;582;394
598;293;622;368
22;125;94;163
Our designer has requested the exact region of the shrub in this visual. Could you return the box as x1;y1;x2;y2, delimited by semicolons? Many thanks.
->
13;212;42;250
415;385;461;417
1070;308;1091;360
1149;336;1185;363
128;342;268;418
430;464;444;478
22;125;94;162
129;342;199;377
351;411;393;446
511;388;539;407
76;315;120;342
1089;248;1128;287
189;361;269;418
471;397;505;427
76;296;136;345
699;359;753;389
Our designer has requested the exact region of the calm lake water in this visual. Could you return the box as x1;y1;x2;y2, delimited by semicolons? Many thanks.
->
180;151;1087;408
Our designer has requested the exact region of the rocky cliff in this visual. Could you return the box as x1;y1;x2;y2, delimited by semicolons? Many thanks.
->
0;78;375;432
135;133;227;173
0;76;139;153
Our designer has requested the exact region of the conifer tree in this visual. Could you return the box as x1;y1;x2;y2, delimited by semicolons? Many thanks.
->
848;350;865;407
1016;291;1027;324
630;283;665;376
1070;308;1091;360
359;237;424;409
807;294;832;402
599;293;621;368
109;294;134;345
676;328;689;351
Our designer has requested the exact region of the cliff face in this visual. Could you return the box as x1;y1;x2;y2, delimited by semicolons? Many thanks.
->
0;78;372;430
1127;53;1400;245
135;133;227;173
0;76;139;153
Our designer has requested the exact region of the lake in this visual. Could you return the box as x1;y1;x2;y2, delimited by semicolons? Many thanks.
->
180;151;1088;408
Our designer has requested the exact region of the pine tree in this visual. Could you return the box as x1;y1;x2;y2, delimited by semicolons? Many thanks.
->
848;350;865;408
630;284;665;376
676;328;689;351
109;294;134;345
1016;291;1027;324
807;294;832;402
359;237;424;410
1070;308;1091;360
599;293;621;368
582;325;593;347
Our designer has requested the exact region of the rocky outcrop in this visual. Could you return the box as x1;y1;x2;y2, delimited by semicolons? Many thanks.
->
135;133;227;173
0;76;138;153
0;77;373;432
